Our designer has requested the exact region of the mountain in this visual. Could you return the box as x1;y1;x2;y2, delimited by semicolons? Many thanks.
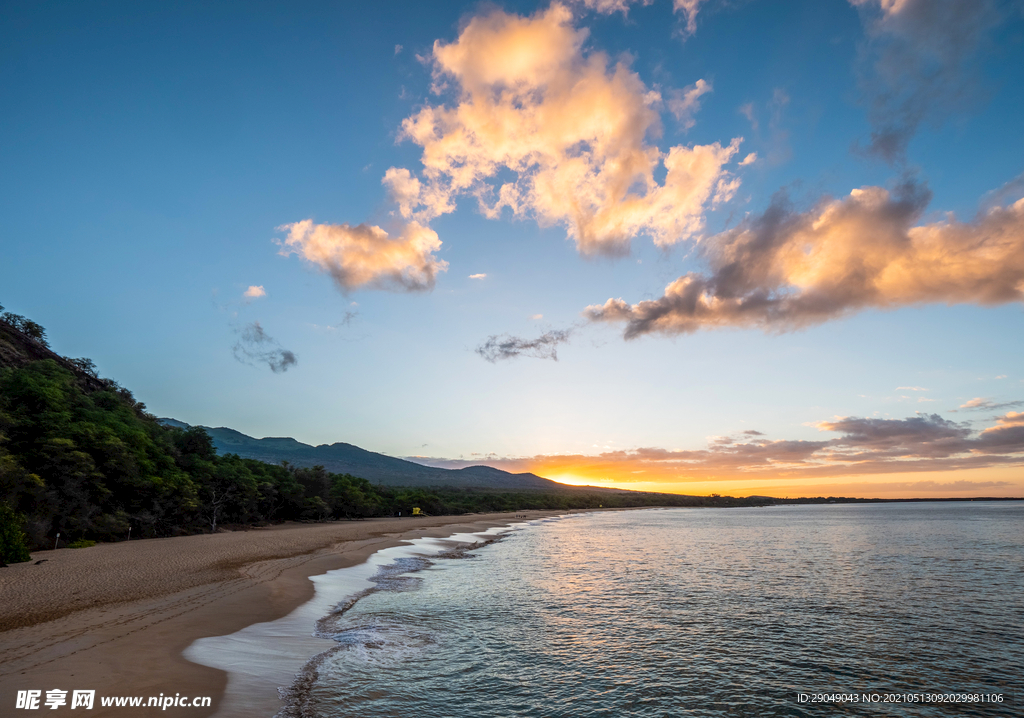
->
159;420;567;490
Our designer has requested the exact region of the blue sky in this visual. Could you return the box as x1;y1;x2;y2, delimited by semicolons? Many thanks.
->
2;0;1022;497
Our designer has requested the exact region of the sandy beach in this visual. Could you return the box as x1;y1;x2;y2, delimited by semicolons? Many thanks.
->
0;512;560;716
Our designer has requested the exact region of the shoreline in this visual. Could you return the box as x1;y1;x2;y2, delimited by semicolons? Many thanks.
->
188;523;530;717
0;512;564;717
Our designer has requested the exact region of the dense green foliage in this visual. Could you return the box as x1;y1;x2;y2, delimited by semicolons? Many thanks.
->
0;502;31;564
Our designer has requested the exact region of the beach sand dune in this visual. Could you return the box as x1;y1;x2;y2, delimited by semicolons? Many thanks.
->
1;513;556;716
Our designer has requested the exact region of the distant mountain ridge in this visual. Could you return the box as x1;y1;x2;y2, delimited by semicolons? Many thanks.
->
159;419;567;490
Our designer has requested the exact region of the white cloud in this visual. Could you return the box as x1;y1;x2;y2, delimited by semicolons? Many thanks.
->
574;0;650;13
243;285;266;299
573;0;707;36
672;0;708;36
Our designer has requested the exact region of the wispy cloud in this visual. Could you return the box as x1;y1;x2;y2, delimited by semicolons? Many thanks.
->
233;321;297;373
981;172;1024;211
573;0;651;15
850;0;1002;162
738;102;758;132
586;180;1024;338
469;273;487;280
958;397;1024;412
383;3;742;256
476;328;574;362
672;0;709;36
667;78;712;130
573;0;708;37
278;219;448;292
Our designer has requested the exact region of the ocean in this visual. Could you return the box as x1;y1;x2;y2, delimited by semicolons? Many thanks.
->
189;503;1023;717
288;503;1021;717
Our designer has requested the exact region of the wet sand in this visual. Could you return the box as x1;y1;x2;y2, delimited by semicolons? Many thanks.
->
0;513;560;717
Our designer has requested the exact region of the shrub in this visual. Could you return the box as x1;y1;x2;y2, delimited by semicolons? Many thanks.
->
0;502;31;564
67;539;97;549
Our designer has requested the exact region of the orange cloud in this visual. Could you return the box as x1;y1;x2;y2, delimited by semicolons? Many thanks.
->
278;219;447;292
958;398;1024;412
982;411;1024;434
413;413;1024;492
383;3;742;256
243;285;266;299
587;182;1024;337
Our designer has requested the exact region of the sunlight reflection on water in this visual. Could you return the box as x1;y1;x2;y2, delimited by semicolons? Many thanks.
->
299;504;1023;717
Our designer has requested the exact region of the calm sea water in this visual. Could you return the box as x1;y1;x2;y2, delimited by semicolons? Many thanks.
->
291;503;1023;717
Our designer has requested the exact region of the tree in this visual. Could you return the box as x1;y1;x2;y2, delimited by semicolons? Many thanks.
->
203;486;232;533
305;495;332;522
173;426;217;465
69;357;98;377
0;502;31;565
1;312;49;347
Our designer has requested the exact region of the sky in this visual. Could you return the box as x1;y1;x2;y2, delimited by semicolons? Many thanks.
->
2;0;1023;498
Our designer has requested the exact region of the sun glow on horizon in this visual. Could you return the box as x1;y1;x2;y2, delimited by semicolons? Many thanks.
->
546;474;616;488
524;464;1024;500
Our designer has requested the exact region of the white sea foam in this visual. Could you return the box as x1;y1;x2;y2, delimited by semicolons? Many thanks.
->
183;520;535;718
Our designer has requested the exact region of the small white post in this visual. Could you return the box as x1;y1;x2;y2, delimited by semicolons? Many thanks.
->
54;532;60;551
127;526;131;541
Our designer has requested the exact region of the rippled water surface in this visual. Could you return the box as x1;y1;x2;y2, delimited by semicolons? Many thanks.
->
301;503;1023;717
